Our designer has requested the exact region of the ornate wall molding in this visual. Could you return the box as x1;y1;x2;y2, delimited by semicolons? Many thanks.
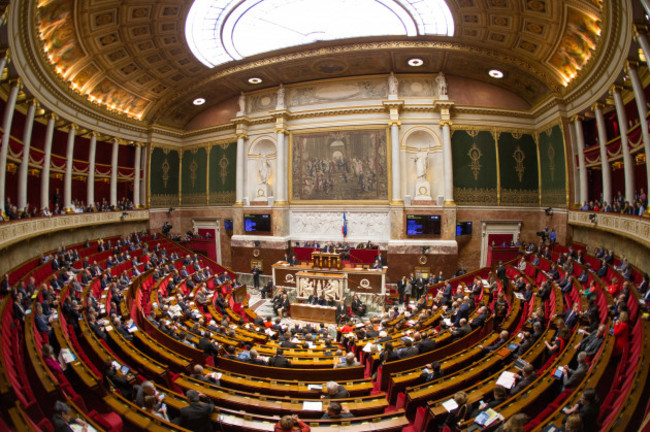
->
290;209;390;243
0;210;149;251
568;211;650;250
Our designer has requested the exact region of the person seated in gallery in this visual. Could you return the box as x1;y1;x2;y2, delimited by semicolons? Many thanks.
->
372;258;382;269
318;294;334;307
351;294;366;317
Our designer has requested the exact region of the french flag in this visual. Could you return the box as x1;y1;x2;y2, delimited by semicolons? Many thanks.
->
342;212;348;238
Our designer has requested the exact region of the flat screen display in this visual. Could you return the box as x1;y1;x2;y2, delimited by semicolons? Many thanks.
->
224;219;233;231
244;214;271;233
456;222;473;236
406;214;441;236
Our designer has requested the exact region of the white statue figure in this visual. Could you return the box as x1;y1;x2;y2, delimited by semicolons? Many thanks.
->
276;84;285;109
324;279;339;301
388;72;398;98
258;154;271;185
414;149;428;182
436;72;447;97
238;92;246;115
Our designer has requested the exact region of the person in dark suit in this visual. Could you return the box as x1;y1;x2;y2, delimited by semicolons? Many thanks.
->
453;297;472;327
419;361;443;383
398;339;419;359
52;401;88;432
556;302;581;330
562;351;588;390
260;281;273;299
173;389;214;432
335;300;347;323
322;381;350;399
350;294;366;317
451;318;472;339
268;348;292;368
252;265;261;290
397;276;407;305
416;333;436;354
479;330;509;354
510;364;536;395
470;306;490;329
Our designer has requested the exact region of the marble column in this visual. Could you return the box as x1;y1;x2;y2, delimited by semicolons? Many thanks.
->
441;120;454;204
63;125;76;211
611;86;635;203
235;133;247;204
133;144;141;207
593;103;612;205
17;100;36;210
626;62;650;204
390;122;401;203
41;114;56;210
275;130;286;203
110;139;119;207
87;133;97;208
571;116;588;205
0;79;21;213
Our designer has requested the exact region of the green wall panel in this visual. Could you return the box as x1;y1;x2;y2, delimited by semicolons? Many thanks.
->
149;147;179;208
452;129;498;205
498;132;539;206
539;125;567;207
209;142;236;205
181;147;208;206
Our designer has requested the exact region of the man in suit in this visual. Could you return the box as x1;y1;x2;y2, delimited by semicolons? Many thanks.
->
173;389;215;432
441;281;453;306
470;306;490;329
453;297;472;327
562;351;588;390
479;330;509;354
268;348;292;368
416;332;436;354
398;339;419;359
451;318;472;339
556;302;581;329
397;276;407;305
252;265;261;290
335;300;347;324
510;364;536;395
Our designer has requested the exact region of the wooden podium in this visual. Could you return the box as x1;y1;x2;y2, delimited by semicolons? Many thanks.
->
311;251;342;269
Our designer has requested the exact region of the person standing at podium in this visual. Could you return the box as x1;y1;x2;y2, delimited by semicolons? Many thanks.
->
252;265;261;290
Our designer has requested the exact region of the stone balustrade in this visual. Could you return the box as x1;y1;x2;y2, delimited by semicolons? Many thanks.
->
568;210;650;249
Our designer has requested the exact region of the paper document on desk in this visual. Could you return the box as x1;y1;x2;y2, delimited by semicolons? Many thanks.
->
307;384;323;391
496;371;517;389
442;398;458;412
303;401;323;411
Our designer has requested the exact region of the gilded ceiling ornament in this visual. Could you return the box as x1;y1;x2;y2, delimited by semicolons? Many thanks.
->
219;154;230;185
218;143;230;150
161;158;170;189
189;158;198;188
547;144;556;181
467;142;483;181
466;130;479;137
513;145;526;182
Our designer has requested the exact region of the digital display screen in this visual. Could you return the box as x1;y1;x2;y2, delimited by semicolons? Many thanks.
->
244;214;271;232
456;222;473;236
406;214;441;236
224;219;233;231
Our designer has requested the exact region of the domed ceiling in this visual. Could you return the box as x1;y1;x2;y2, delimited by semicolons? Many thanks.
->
32;0;605;129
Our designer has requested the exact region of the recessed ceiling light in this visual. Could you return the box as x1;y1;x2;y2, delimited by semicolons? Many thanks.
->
193;97;205;105
488;69;504;79
248;77;263;84
407;58;424;67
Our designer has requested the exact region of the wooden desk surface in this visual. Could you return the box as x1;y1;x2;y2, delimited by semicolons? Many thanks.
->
290;303;337;324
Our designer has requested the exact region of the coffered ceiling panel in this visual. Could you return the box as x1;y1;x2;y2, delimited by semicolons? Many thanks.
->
32;0;607;128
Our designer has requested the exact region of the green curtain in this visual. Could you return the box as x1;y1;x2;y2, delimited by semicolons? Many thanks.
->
181;147;208;206
209;142;237;205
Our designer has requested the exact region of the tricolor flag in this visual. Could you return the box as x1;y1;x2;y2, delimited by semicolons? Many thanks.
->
342;212;348;238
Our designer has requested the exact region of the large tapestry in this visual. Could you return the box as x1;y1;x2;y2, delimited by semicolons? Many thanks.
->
538;125;567;207
181;147;207;206
498;132;539;206
452;129;498;206
290;129;388;201
209;142;236;205
150;147;179;208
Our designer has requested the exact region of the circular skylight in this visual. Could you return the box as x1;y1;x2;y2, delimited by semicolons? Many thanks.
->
186;0;455;68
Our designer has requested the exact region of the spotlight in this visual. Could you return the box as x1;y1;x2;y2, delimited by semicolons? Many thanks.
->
408;58;424;67
488;69;504;79
248;77;263;84
589;214;597;223
545;207;553;216
193;98;205;106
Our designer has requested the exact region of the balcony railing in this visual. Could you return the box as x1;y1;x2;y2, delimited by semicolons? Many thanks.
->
568;210;650;249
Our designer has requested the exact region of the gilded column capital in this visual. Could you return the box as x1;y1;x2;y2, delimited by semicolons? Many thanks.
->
609;84;623;95
625;60;639;73
8;77;22;89
591;102;605;112
236;133;249;141
67;123;78;132
274;128;287;135
44;112;59;122
388;120;401;128
90;131;101;138
634;25;648;39
439;119;453;128
25;98;39;107
569;114;584;123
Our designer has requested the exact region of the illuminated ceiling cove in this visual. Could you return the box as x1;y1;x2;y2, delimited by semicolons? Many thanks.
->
185;0;455;68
